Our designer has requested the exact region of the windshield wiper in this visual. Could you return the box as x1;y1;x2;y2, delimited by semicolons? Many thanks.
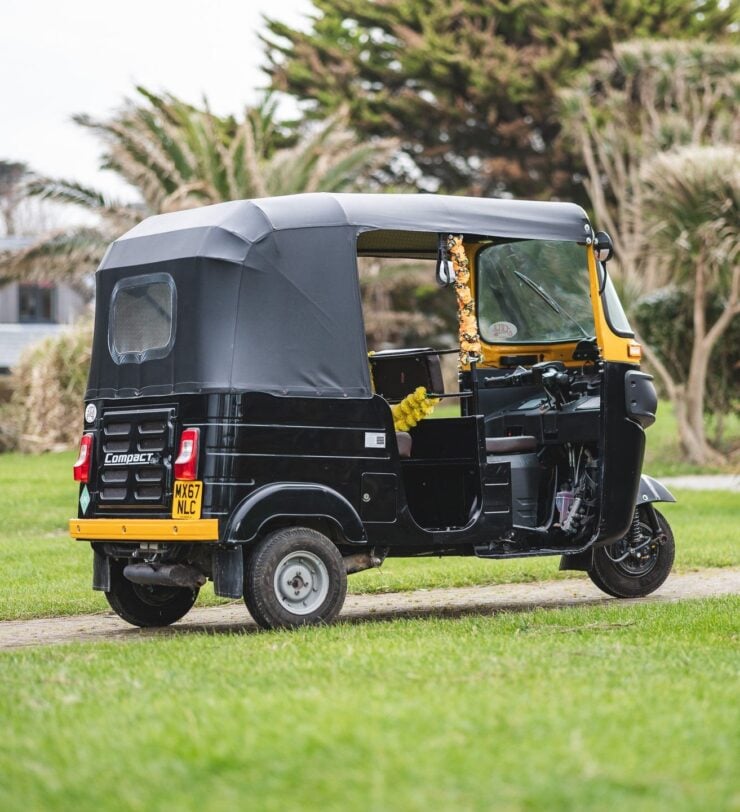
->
512;270;589;338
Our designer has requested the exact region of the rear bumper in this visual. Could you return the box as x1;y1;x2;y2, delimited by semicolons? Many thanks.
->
69;518;220;542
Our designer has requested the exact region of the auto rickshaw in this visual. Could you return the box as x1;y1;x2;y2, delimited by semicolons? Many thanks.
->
69;193;676;630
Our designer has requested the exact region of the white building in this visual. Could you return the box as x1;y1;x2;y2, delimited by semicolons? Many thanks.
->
0;236;87;373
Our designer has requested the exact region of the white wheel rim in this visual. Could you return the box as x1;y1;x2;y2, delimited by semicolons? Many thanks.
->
273;550;329;615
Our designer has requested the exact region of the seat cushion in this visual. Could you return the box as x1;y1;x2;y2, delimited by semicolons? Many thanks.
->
485;435;537;454
396;431;413;458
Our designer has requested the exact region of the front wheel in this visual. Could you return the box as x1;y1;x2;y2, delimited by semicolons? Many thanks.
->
588;506;675;599
105;560;199;627
244;527;347;630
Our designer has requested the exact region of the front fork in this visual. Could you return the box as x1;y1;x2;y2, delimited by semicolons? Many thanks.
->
637;503;666;544
559;503;666;572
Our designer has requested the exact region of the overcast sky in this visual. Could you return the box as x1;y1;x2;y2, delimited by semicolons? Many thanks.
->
1;0;313;201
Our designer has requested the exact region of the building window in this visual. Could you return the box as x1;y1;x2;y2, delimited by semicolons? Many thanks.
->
18;284;56;323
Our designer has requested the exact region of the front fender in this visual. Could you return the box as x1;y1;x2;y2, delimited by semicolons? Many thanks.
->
637;475;676;505
224;482;367;545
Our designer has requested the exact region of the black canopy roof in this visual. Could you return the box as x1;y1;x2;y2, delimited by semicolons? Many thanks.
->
102;192;591;270
87;193;592;400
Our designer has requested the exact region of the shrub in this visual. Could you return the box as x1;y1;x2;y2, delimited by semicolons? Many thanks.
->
0;320;92;452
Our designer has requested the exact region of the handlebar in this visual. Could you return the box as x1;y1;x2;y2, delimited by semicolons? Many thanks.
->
484;361;569;385
483;362;572;405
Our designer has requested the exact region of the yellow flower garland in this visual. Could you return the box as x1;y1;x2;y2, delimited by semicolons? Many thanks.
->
391;386;440;432
447;235;481;366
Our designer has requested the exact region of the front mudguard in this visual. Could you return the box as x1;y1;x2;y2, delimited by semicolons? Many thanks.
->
636;474;676;506
560;475;676;571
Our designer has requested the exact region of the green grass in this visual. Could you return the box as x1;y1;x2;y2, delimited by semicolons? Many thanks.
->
643;402;740;477
0;452;737;621
0;597;737;812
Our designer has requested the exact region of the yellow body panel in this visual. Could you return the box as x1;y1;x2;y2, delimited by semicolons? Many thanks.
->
69;518;219;542
467;242;640;368
585;248;641;364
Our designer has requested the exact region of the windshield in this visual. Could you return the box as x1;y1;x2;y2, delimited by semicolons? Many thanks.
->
477;240;595;344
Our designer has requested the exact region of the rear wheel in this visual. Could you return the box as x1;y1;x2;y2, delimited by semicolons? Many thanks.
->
105;560;198;627
244;527;347;630
588;507;675;598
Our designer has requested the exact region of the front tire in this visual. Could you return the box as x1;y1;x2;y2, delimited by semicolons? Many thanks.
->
105;560;198;627
244;527;347;630
588;507;675;599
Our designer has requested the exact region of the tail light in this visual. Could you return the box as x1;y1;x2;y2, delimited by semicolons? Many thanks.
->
73;434;94;482
174;428;200;480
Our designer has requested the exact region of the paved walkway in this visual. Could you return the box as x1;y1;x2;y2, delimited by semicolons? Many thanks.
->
661;474;739;492
1;567;737;650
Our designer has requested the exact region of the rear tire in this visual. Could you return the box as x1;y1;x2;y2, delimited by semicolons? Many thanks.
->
244;527;347;630
588;507;675;599
105;560;198;627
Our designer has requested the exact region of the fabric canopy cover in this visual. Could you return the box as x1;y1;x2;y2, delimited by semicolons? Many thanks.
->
86;192;591;400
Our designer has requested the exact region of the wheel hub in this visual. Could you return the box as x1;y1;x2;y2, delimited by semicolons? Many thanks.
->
273;551;329;615
606;521;660;576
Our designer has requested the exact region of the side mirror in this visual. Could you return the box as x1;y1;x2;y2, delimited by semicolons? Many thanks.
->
436;257;455;286
436;236;455;286
594;231;614;263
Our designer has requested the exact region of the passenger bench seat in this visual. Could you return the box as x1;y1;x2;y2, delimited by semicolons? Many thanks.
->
396;431;413;459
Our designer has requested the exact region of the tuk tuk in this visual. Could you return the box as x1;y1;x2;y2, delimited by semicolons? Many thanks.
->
69;193;676;630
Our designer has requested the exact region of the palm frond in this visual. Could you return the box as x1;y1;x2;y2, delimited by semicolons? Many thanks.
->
0;226;109;290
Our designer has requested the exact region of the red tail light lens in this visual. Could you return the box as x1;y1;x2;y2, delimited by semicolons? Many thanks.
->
73;434;94;482
174;428;200;480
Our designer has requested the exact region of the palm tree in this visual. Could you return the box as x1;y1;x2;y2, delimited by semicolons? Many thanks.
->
640;145;739;464
0;88;397;291
0;160;29;236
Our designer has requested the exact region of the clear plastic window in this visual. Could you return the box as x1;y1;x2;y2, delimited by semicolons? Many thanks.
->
477;241;595;344
109;273;176;365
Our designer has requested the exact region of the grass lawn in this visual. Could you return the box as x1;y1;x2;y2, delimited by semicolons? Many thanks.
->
0;451;737;621
643;403;739;477
0;597;737;812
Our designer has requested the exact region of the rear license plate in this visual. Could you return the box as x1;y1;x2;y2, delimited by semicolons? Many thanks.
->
172;481;203;519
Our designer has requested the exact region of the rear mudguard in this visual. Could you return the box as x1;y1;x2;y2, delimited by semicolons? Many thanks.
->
560;475;676;571
223;482;367;545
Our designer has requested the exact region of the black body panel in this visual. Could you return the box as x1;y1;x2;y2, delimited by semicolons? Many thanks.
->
81;362;647;559
596;362;646;546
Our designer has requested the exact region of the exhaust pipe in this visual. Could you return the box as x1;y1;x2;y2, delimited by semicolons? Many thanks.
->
344;553;383;575
123;562;206;590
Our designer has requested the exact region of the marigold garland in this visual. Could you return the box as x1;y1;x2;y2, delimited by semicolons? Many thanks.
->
391;386;440;432
447;235;481;367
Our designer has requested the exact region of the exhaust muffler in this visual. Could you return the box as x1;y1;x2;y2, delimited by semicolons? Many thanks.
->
123;562;206;590
343;553;383;575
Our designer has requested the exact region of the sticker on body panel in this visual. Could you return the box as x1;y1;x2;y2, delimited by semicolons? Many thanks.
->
488;321;518;339
365;432;386;449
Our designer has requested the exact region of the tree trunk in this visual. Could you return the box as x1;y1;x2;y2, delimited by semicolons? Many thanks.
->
638;323;726;467
672;389;712;465
674;250;736;466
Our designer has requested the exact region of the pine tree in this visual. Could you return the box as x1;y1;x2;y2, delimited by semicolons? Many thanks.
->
262;0;738;197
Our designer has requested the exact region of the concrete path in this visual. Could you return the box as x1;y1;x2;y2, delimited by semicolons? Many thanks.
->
1;567;738;651
661;474;739;492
